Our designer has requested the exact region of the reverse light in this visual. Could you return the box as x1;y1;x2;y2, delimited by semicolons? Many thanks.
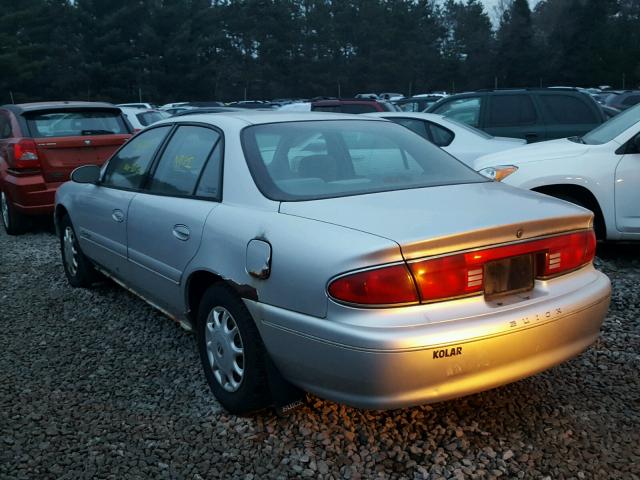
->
328;230;596;307
12;139;41;170
478;165;518;182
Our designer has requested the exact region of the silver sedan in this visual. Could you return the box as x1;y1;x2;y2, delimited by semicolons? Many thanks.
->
54;112;611;414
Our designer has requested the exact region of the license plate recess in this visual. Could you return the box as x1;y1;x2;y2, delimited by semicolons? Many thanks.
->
484;254;534;299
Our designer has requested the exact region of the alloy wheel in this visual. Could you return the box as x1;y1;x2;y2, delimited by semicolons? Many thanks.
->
1;192;9;228
63;226;79;277
205;306;245;392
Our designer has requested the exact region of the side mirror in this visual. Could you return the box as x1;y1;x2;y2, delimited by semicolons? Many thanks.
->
71;164;101;184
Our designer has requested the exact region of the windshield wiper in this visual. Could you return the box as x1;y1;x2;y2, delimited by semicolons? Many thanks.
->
568;135;585;144
81;129;114;135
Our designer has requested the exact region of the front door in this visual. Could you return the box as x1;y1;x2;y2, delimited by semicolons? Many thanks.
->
126;124;223;313
615;139;640;233
77;125;172;277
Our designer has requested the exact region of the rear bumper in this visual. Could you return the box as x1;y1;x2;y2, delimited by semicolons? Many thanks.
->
1;172;60;215
248;267;611;409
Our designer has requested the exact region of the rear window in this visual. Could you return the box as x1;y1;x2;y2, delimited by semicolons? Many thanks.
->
538;95;599;124
26;110;129;138
241;120;485;201
486;95;537;127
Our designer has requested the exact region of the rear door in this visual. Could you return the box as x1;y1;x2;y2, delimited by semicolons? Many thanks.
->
484;94;546;142
24;109;130;183
125;124;222;312
75;125;171;277
535;92;603;139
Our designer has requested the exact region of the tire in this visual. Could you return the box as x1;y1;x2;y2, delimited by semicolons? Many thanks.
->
1;190;29;235
196;284;271;414
59;214;98;287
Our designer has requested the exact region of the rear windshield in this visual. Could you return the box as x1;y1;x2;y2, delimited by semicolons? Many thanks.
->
241;120;486;201
26;110;129;138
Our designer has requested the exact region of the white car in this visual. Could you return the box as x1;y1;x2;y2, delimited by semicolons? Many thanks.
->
115;102;155;110
367;112;526;164
475;104;640;241
119;107;170;131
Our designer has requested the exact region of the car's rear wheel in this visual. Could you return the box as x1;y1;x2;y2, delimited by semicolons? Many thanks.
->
196;284;271;414
1;191;28;235
59;215;98;287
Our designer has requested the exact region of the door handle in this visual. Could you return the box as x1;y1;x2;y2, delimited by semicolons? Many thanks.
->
172;224;190;241
111;209;124;223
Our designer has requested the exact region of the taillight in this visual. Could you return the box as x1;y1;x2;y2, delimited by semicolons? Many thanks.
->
12;139;41;170
329;230;596;307
537;230;596;278
328;264;419;306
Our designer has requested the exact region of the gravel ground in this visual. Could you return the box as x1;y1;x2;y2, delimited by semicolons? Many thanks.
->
1;228;639;480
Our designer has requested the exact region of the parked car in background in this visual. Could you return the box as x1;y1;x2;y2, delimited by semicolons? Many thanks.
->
600;104;620;119
116;102;156;110
367;112;526;164
475;104;640;241
427;88;606;143
0;101;131;234
354;93;379;99
311;98;399;113
605;90;640;111
394;95;447;112
379;92;404;101
159;102;190;110
173;107;244;116
164;106;195;116
120;107;170;131
56;111;609;415
279;99;399;114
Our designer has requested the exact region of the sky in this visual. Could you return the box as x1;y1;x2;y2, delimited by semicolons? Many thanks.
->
480;0;541;24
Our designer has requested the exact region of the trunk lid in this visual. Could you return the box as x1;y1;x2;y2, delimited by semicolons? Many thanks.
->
34;134;129;183
279;182;593;259
24;108;131;183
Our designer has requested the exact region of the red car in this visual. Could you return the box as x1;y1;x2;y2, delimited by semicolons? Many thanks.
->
0;102;131;234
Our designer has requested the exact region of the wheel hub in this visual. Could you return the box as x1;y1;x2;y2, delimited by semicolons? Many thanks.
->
205;306;245;392
63;226;79;276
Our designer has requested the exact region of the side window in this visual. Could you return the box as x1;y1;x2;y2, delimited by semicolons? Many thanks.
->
147;125;220;196
0;112;12;139
195;141;223;199
433;97;482;127
426;123;455;147
390;118;430;140
486;95;537;127
538;95;599;124
102;126;170;189
341;104;378;114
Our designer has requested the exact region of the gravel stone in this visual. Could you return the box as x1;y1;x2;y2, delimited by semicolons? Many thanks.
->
1;229;639;479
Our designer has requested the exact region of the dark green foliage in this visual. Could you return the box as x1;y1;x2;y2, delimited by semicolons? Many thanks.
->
0;0;637;104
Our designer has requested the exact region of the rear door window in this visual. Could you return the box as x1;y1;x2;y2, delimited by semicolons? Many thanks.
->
486;95;537;127
102;126;171;190
26;110;129;137
146;125;220;196
538;95;600;124
433;97;482;127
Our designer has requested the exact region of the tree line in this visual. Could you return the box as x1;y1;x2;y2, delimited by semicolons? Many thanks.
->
1;0;639;104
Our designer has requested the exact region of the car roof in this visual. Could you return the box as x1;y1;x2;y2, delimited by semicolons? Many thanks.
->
157;110;386;127
2;101;119;114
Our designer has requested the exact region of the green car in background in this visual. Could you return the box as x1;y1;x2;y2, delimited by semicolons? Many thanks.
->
427;87;606;143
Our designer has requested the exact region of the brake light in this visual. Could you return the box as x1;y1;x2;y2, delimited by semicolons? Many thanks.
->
329;230;596;307
328;264;419;306
12;139;40;170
